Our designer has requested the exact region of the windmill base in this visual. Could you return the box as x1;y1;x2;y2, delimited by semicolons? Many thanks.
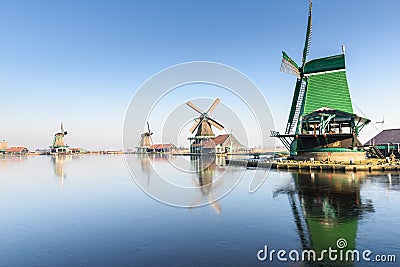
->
188;136;214;154
294;151;366;162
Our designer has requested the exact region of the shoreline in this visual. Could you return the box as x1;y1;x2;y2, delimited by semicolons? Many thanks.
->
227;159;400;173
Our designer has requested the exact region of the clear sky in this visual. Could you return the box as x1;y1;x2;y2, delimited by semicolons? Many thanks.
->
1;0;399;150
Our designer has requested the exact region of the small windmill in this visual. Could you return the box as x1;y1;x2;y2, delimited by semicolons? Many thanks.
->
186;98;224;154
186;98;224;137
137;122;153;153
50;122;69;154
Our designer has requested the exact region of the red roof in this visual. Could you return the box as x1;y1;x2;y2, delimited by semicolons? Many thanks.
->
211;134;230;145
195;135;231;149
7;146;28;153
149;144;175;149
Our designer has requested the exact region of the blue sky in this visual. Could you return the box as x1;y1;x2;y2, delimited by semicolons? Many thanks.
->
1;0;399;150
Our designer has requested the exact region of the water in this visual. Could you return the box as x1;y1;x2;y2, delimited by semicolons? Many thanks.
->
1;155;399;266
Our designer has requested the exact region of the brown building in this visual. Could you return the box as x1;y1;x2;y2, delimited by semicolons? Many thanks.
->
7;147;29;155
199;134;245;154
0;140;8;153
148;143;177;153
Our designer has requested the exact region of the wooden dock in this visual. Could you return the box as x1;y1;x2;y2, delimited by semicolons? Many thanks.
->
226;159;400;172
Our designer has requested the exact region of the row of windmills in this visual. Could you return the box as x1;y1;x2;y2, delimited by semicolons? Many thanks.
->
136;98;244;155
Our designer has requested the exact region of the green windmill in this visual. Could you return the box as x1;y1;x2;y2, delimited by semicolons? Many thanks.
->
272;0;370;161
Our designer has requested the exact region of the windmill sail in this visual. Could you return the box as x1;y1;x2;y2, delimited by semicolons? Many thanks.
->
208;118;224;130
186;101;203;114
186;98;224;137
190;119;202;133
284;0;313;135
280;51;300;77
207;98;220;114
286;80;307;134
302;0;313;66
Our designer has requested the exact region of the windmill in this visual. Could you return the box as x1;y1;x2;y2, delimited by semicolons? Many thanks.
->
186;98;224;154
137;122;153;153
50;122;69;154
272;0;370;160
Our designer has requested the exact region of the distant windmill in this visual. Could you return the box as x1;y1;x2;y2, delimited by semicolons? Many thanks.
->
186;98;224;137
137;122;153;153
50;122;69;154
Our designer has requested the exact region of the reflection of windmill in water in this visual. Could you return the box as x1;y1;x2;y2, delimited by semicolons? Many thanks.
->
137;122;153;153
51;154;71;190
186;98;224;154
189;156;222;214
274;171;374;265
50;122;70;154
138;153;151;185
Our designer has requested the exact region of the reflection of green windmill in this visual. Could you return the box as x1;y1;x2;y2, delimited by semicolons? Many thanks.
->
50;123;70;154
273;0;370;159
275;172;374;265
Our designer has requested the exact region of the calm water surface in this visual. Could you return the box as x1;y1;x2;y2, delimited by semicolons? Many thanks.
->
1;155;399;266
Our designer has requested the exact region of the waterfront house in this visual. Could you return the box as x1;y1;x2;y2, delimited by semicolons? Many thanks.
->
199;134;245;154
365;129;400;158
7;147;29;155
148;143;177;153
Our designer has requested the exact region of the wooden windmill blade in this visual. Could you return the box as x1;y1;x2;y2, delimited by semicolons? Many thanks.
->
301;0;313;67
187;98;224;137
281;0;313;135
147;121;153;135
206;98;220;114
190;118;203;133
208;118;224;130
186;101;203;115
280;51;300;77
61;122;67;135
